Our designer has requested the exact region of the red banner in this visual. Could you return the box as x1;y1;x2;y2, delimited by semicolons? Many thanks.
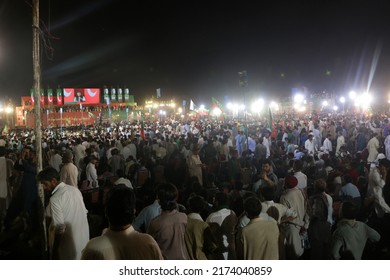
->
26;111;97;129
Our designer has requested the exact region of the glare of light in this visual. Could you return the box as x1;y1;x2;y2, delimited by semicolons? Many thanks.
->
294;94;304;103
333;106;338;111
269;101;279;111
298;106;306;112
0;107;3;112
178;108;183;114
226;102;233;110
293;103;299;110
239;104;245;111
322;101;328;107
159;110;166;115
251;99;264;113
339;97;345;103
349;91;356;99
199;104;205;110
171;103;176;108
360;93;372;109
212;107;222;117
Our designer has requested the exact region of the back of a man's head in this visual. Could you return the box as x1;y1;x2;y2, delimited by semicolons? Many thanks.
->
157;182;178;211
105;185;136;227
37;167;60;182
244;196;262;219
341;201;358;220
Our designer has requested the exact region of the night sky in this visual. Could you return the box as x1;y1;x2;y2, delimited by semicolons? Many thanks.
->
1;0;390;106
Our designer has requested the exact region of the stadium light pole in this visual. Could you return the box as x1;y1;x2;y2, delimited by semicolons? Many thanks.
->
340;96;345;115
60;107;63;134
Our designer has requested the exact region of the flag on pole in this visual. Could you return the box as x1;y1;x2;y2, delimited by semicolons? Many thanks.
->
156;88;161;98
140;121;145;140
2;124;9;134
211;97;224;110
190;99;196;111
268;107;277;138
47;88;53;103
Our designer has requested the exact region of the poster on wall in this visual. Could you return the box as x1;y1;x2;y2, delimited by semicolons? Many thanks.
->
63;88;100;104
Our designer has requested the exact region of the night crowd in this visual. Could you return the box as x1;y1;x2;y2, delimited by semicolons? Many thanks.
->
0;110;389;260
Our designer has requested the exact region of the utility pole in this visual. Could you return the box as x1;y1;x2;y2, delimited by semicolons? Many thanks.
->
32;0;47;258
238;70;249;154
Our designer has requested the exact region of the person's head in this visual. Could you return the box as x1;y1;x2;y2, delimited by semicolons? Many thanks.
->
340;201;358;220
37;167;61;191
285;175;298;189
261;159;273;173
105;185;136;229
244;196;262;219
111;148;119;156
261;186;275;201
213;191;229;209
157;183;179;211
88;155;98;164
293;159;303;172
62;150;74;164
343;174;353;184
187;195;206;214
313;179;327;193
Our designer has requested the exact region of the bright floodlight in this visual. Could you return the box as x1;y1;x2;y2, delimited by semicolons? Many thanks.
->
294;94;304;103
322;100;328;106
251;99;264;113
178;108;183;114
333;106;338;111
226;102;233;110
361;93;372;109
199;104;205;110
212;107;222;117
269;101;279;111
339;97;345;103
349;91;356;99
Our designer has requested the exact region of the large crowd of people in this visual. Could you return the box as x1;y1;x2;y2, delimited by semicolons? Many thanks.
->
0;109;390;260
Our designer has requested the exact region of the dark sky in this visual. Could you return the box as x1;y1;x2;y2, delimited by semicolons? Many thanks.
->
1;0;390;106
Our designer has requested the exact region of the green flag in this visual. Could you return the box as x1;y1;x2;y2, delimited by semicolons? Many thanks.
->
211;97;224;110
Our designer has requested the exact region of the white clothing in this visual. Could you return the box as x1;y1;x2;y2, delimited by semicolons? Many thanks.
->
336;135;345;155
114;177;133;189
368;167;390;217
49;153;63;172
86;162;99;188
304;139;316;154
187;154;203;186
322;137;332;153
294;171;307;191
385;135;390;160
263;137;271;158
46;182;89;259
261;200;297;224
367;137;379;163
60;162;79;188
